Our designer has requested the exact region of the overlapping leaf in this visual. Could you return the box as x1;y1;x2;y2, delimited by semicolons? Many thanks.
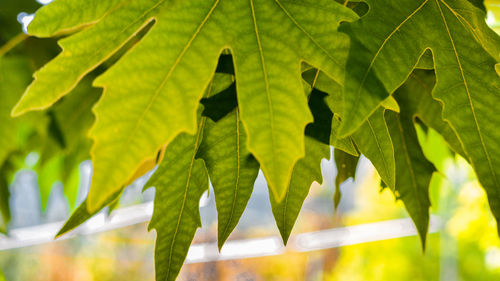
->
55;189;122;238
385;109;435;248
302;70;358;156
303;69;395;190
340;0;500;230
198;109;259;249
270;136;329;244
397;69;467;159
340;0;500;136
146;128;208;281
351;108;395;189
14;0;357;210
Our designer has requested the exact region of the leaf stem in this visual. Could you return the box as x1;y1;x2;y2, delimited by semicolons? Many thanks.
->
0;33;29;57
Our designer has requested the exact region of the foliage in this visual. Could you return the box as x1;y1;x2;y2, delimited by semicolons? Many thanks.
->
1;0;500;280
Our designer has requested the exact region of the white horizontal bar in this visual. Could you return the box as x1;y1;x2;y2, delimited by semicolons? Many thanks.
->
0;202;441;263
293;215;441;252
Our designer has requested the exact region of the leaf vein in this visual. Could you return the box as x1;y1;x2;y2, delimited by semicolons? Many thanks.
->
352;0;429;111
249;0;277;177
274;0;341;68
435;0;499;190
123;0;220;156
220;110;241;244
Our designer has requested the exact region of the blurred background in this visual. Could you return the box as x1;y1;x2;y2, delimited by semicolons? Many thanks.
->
1;130;500;281
1;1;500;281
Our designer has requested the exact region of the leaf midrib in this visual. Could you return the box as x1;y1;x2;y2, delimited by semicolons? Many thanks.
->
163;76;217;280
249;0;278;184
439;0;487;48
274;0;342;71
351;0;429;114
366;116;393;188
435;0;500;190
220;110;241;246
100;0;219;198
394;114;425;215
124;0;220;146
165;118;206;280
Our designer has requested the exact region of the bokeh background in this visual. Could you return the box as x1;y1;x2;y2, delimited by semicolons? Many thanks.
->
1;1;500;280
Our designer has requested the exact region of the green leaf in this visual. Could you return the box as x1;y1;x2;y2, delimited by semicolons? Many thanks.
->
339;0;500;231
28;0;124;37
198;109;259;250
0;56;32;165
302;70;358;156
147;129;208;281
416;125;454;174
270;136;329;245
55;189;122;238
339;0;500;136
380;96;400;113
31;77;101;210
415;49;435;70
333;148;359;210
352;108;396;190
467;0;486;11
396;69;467;159
330;117;359;156
15;0;357;209
385;108;435;249
12;0;153;116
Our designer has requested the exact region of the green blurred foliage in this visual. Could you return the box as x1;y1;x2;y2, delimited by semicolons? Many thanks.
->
0;1;103;229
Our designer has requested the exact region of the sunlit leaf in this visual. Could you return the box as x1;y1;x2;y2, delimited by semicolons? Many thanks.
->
55;189;122;238
270;136;329;244
13;0;357;210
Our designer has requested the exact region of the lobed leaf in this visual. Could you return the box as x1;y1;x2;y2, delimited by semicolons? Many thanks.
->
14;0;357;211
146;129;208;281
385;109;435;249
55;189;122;238
198;109;259;250
302;70;358;156
352;108;396;189
27;0;124;37
270;136;329;244
397;69;467;159
340;0;500;230
311;69;395;192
